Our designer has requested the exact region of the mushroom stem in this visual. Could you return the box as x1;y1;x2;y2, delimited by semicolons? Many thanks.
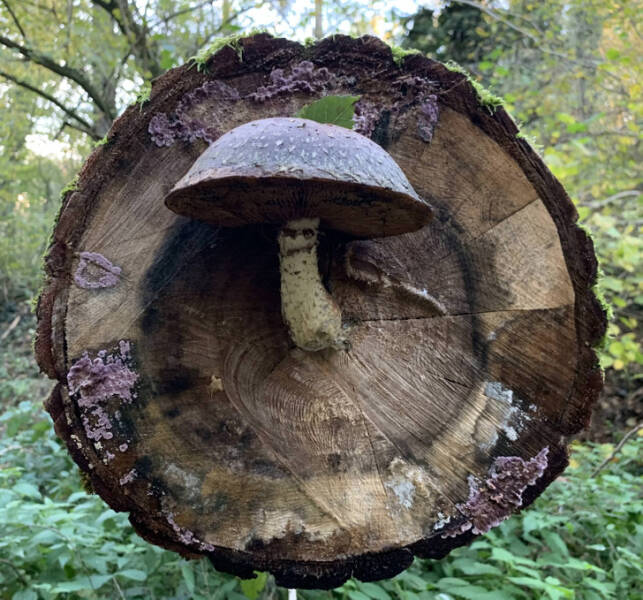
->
278;218;345;351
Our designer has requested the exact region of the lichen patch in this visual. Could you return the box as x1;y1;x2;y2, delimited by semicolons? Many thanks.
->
148;79;239;147
66;341;138;443
385;478;415;509
442;447;549;537
74;252;121;289
482;381;533;444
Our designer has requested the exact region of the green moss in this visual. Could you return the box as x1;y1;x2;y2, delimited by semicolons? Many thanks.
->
444;60;504;113
60;175;79;199
134;83;151;110
93;135;109;148
390;45;422;65
516;130;544;155
190;30;269;71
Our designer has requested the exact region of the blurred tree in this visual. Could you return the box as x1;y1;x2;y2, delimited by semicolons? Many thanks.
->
401;3;515;66
0;0;270;140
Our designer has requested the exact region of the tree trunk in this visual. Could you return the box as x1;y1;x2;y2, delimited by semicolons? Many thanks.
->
35;34;606;589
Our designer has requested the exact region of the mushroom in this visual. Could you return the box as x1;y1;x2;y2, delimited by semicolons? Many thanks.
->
164;117;432;351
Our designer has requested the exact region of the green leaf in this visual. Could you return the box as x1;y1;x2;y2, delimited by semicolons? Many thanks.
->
606;48;621;60
240;571;268;599
357;582;393;600
13;482;41;500
180;562;195;593
12;591;37;600
118;569;148;581
295;95;360;129
450;558;503;576
49;574;112;592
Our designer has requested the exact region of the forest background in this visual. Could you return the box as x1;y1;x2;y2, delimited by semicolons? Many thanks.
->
0;1;640;599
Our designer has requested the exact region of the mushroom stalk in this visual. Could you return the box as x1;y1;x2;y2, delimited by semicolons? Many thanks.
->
278;218;345;351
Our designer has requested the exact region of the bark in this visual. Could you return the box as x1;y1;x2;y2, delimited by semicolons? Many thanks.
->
35;34;605;589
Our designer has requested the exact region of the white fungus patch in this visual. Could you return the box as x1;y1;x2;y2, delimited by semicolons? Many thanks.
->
483;381;533;443
385;478;416;509
433;511;452;530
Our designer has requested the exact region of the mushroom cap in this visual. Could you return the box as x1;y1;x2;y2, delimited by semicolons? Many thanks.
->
164;117;432;237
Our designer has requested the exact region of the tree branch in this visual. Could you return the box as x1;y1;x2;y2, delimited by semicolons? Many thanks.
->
90;0;162;78
0;34;116;119
452;0;600;66
591;423;642;477
151;0;215;26
0;0;27;40
0;69;99;138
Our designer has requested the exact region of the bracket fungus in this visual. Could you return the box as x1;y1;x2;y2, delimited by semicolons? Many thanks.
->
164;117;432;351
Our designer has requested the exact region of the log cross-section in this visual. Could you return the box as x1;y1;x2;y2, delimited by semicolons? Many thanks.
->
35;34;606;589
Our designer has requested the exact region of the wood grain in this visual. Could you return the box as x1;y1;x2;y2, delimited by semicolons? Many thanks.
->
35;33;606;588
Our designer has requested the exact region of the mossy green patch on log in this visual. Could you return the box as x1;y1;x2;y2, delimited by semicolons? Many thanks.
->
134;83;152;110
390;45;422;65
444;60;504;113
60;175;79;199
190;30;270;71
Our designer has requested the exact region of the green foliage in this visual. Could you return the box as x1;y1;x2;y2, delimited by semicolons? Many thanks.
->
0;196;58;307
296;95;361;129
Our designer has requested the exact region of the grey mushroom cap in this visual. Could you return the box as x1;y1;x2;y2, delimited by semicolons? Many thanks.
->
164;117;432;238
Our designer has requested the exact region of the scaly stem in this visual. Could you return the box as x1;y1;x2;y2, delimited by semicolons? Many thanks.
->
278;218;345;351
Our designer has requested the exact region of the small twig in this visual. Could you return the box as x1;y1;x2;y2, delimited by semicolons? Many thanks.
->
112;576;126;600
0;314;21;341
591;423;642;477
0;558;29;586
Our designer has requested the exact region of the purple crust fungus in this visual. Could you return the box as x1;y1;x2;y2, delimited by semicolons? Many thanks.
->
417;95;439;143
67;341;138;442
74;252;121;289
443;447;549;537
148;80;239;147
164;117;432;351
250;60;342;102
353;76;440;143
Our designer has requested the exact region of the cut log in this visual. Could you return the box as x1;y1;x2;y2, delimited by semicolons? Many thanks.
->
35;34;606;589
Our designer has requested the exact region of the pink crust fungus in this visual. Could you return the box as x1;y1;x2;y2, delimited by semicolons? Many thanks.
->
166;512;215;552
250;60;345;102
149;79;239;147
119;468;138;485
74;252;121;289
443;447;549;538
66;341;139;442
353;76;440;142
417;94;439;143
